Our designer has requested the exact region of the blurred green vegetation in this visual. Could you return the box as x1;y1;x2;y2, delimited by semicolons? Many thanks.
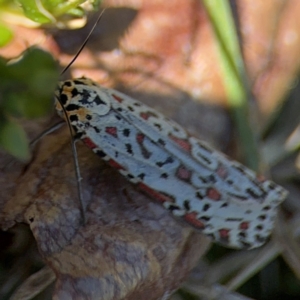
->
0;22;13;46
202;0;259;171
0;0;101;160
0;0;101;26
0;48;59;160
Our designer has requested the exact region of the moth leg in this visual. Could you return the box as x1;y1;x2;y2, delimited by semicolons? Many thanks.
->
2;121;65;172
32;121;86;223
30;121;65;147
71;135;86;224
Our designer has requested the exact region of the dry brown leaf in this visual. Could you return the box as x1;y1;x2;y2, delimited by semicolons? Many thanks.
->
0;126;210;299
9;266;56;300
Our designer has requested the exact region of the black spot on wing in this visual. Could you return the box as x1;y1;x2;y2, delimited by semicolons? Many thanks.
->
66;104;80;111
123;129;130;137
203;204;210;211
158;139;166;146
208;175;216;183
138;173;145;180
94;95;107;106
64;81;72;87
246;187;265;199
154;123;162;131
69;115;78;122
184;200;190;210
258;215;267;221
73;79;86;85
197;142;213;153
256;225;263;231
227;193;248;200
255;235;267;244
93;126;100;133
233;164;247;175
96;150;106;158
78;89;94;104
125;143;133;155
197;154;212;165
71;88;79;97
267;182;276;190
240;241;251;248
263;206;271;211
200;216;211;221
156;156;174;167
60;94;68;105
239;232;246;238
168;204;180;211
196;192;204;200
74;131;83;138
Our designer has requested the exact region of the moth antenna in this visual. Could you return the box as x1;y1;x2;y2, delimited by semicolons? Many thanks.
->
60;8;106;75
56;9;106;224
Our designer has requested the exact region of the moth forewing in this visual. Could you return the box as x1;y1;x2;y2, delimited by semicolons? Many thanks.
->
55;77;288;250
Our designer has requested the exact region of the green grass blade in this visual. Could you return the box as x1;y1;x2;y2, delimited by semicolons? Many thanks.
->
202;0;259;171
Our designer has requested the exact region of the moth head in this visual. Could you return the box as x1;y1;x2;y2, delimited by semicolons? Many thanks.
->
55;78;112;124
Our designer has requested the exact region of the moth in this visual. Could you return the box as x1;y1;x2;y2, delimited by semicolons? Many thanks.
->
54;77;288;250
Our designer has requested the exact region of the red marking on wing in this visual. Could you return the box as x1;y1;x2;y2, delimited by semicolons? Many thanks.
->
83;137;98;149
239;222;249;230
216;164;228;179
219;229;230;239
207;188;221;201
184;212;205;229
136;133;145;144
112;94;123;103
140;111;157;120
138;182;174;203
105;126;118;138
108;159;124;170
256;174;266;182
169;134;191;152
140;112;150;120
176;165;192;182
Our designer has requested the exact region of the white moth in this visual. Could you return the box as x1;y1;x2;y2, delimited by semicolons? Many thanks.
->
55;77;287;249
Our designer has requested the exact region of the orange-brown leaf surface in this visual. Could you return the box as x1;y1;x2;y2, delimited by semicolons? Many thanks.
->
1;0;300;299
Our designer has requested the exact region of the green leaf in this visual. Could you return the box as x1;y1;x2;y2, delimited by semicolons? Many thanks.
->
1;0;102;28
15;0;101;24
202;0;259;170
0;23;13;47
17;0;55;23
0;118;30;161
1;47;59;118
0;48;58;160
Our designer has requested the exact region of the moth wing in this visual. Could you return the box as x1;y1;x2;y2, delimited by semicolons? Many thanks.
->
107;89;286;205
